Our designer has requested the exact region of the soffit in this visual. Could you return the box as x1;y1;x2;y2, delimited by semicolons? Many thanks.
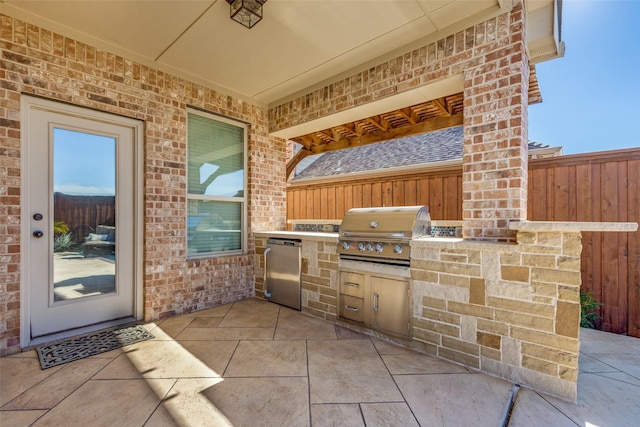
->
1;0;557;108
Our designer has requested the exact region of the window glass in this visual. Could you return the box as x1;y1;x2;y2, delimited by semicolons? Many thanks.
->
187;111;246;256
187;200;242;253
188;113;244;197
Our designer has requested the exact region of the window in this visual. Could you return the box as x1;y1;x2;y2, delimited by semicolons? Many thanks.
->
187;110;247;257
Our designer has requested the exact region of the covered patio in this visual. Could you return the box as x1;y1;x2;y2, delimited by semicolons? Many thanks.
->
2;298;640;426
3;0;638;418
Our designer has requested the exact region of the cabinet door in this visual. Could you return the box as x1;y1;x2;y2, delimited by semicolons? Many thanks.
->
370;275;410;337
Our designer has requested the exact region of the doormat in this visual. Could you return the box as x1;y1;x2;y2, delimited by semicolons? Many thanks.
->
36;325;154;369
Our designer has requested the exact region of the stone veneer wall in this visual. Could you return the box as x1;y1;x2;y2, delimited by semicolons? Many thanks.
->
411;230;582;401
254;234;338;322
270;1;531;241
0;15;287;355
255;230;582;401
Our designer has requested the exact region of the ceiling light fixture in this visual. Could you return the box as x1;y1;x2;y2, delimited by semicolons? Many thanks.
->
226;0;267;29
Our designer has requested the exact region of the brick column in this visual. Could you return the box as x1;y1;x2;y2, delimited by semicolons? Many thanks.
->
462;1;529;242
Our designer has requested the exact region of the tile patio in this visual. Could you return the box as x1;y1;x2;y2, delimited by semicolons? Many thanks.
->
1;299;639;426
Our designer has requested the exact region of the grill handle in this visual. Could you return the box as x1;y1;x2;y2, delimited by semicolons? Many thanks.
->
340;231;407;239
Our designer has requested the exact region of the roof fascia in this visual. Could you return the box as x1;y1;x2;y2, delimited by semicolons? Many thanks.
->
527;0;565;64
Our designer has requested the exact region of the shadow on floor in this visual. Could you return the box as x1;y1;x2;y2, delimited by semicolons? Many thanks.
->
1;299;639;426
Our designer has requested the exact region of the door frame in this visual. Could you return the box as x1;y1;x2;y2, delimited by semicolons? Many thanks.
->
20;95;144;347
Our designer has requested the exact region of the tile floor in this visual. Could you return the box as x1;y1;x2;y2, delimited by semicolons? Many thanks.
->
1;298;639;426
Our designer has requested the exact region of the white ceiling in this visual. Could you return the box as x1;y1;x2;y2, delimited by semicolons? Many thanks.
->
0;0;562;109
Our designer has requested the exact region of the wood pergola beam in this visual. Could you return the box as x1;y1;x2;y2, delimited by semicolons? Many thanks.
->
318;114;462;153
397;108;417;124
285;113;463;179
433;98;451;116
286;147;313;179
365;117;387;132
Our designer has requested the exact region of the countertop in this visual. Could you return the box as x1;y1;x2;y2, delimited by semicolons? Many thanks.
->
508;221;638;232
254;230;339;241
254;220;638;246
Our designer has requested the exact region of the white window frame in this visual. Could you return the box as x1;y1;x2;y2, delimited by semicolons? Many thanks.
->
186;108;248;259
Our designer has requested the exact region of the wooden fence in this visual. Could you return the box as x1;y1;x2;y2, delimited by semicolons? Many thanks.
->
528;149;640;336
54;193;115;243
287;165;464;221
287;148;640;336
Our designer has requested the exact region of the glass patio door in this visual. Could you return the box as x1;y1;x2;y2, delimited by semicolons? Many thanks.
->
25;99;139;339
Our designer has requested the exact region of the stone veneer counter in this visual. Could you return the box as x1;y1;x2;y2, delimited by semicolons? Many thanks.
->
256;221;637;402
255;231;339;241
410;220;636;402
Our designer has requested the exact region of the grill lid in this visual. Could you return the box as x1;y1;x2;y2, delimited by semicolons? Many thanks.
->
338;206;431;265
339;206;431;240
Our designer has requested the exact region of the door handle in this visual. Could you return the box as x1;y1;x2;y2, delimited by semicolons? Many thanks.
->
373;293;379;312
344;281;360;288
263;247;272;298
344;305;359;312
33;230;44;238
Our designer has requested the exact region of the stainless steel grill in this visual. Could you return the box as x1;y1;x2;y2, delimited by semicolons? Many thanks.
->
338;206;431;266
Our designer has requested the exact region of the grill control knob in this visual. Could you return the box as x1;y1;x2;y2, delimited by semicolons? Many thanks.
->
394;244;403;254
375;243;384;252
358;242;366;251
342;241;350;250
366;243;374;251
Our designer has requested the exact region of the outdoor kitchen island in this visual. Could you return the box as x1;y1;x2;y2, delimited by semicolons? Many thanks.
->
254;220;636;402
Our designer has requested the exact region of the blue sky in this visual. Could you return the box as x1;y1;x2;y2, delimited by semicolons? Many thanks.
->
54;128;115;196
528;0;640;154
54;127;242;197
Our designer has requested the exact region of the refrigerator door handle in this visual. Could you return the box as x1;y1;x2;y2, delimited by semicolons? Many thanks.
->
263;247;272;298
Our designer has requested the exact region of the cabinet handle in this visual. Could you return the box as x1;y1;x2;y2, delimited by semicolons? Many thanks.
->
344;305;359;312
344;282;360;288
373;293;379;312
263;247;272;298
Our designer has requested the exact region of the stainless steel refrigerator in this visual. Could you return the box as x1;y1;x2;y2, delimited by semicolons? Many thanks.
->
264;238;301;310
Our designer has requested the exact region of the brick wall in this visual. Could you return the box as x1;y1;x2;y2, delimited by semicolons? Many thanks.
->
462;3;529;241
0;14;287;355
270;1;530;242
